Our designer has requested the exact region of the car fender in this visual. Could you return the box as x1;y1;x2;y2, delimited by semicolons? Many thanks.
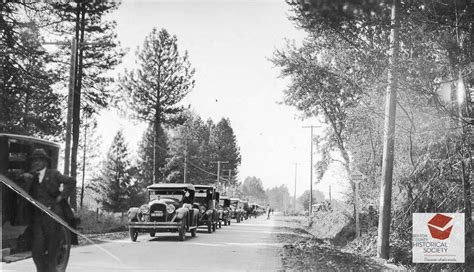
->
128;207;139;221
176;207;188;220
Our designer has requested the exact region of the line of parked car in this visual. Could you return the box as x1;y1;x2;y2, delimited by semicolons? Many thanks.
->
127;183;266;241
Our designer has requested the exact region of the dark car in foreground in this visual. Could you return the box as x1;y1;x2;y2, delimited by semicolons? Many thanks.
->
0;134;77;272
128;183;199;241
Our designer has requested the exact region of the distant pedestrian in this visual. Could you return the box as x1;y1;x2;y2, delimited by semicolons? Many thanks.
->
266;204;271;220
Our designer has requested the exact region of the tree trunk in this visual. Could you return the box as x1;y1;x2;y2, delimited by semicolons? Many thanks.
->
153;64;161;184
70;4;86;210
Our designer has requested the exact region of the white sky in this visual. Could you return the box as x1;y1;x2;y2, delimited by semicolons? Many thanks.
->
97;0;348;199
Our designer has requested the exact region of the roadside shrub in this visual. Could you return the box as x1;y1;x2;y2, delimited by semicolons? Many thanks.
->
77;209;127;234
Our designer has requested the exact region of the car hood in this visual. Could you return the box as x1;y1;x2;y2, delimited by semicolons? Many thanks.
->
149;198;180;207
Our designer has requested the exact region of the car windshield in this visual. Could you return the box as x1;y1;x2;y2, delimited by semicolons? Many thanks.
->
194;190;208;203
149;190;184;202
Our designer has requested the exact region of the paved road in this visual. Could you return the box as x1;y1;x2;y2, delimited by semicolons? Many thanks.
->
2;216;284;272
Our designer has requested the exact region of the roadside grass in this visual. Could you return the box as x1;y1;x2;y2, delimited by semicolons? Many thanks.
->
77;209;127;234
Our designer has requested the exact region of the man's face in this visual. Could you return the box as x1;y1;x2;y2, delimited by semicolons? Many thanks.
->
30;158;48;172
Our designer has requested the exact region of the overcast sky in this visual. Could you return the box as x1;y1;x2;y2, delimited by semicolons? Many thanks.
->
98;0;348;199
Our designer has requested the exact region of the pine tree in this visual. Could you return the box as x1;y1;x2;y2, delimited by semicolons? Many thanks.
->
136;124;169;186
1;1;63;137
119;28;195;184
210;118;241;185
98;130;133;214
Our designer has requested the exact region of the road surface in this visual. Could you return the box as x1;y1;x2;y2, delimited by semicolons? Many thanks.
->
2;216;285;272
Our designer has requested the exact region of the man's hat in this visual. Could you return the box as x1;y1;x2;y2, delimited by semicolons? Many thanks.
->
30;148;51;161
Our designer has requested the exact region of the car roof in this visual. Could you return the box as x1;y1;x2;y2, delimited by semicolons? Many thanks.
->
147;183;195;190
194;184;216;190
0;133;60;148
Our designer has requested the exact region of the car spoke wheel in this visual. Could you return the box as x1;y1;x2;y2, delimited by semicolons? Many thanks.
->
178;220;186;241
129;228;138;242
55;227;71;272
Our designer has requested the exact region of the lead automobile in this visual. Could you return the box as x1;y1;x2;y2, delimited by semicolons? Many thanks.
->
127;183;199;241
0;133;78;272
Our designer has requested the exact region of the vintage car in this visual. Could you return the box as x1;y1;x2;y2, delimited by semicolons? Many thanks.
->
230;198;244;223
215;191;223;228
218;195;232;226
0;133;77;271
128;183;199;241
249;203;258;218
242;200;250;220
193;185;219;233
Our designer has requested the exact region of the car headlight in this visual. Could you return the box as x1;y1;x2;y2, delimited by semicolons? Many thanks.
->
139;205;150;214
166;204;176;214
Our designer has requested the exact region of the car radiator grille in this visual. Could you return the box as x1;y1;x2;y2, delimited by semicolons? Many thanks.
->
149;204;167;222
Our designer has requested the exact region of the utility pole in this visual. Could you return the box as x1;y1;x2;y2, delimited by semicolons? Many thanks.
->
80;114;87;209
377;0;401;260
294;163;297;213
222;169;232;195
303;125;319;214
212;161;229;188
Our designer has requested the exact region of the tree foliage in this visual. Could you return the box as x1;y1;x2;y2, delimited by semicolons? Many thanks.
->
95;130;136;213
241;176;267;204
119;28;195;183
266;185;291;212
1;1;63;137
278;0;474;266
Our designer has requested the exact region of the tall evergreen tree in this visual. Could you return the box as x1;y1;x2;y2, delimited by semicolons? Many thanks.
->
119;28;195;184
210;118;241;185
136;124;169;186
164;112;213;184
48;0;125;209
1;1;63;137
97;130;134;214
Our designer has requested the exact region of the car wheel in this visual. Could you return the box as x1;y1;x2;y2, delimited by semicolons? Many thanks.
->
149;232;155;237
191;227;197;237
178;221;186;241
55;227;71;272
129;228;138;242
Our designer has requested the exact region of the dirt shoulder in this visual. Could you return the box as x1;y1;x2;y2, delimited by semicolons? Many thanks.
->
273;216;404;271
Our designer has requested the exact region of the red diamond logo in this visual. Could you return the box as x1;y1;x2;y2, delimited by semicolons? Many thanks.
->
427;214;453;240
